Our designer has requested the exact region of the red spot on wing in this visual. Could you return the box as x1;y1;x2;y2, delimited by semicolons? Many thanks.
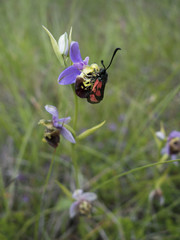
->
95;90;101;97
92;80;102;97
92;80;100;89
89;94;99;103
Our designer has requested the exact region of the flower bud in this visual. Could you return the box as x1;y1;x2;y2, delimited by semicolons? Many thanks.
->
155;131;166;140
149;188;165;206
58;32;69;56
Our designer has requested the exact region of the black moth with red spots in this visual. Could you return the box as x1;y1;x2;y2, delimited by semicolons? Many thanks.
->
75;48;121;104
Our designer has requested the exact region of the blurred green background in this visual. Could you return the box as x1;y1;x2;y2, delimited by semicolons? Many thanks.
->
0;0;180;239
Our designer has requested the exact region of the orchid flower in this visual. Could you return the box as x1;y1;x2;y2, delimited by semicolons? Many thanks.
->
161;130;180;160
45;105;75;143
58;41;89;85
69;189;97;218
39;105;75;148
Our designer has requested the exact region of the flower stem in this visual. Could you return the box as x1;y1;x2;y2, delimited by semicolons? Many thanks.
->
35;149;56;240
71;84;78;131
0;169;8;212
71;144;79;188
92;159;180;191
71;84;79;188
44;149;56;190
155;167;169;189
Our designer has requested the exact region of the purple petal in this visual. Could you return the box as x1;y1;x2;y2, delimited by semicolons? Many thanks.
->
73;57;89;70
45;105;59;118
73;62;85;70
161;144;169;155
58;117;71;124
171;154;177;160
80;192;97;202
72;189;83;200
61;126;76;143
70;41;83;63
69;201;79;218
45;105;59;126
83;56;89;65
171;154;178;166
168;131;180;140
58;66;80;85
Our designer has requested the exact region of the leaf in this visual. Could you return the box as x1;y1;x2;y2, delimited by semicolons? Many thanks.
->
69;26;72;47
55;180;73;200
76;120;106;141
55;197;71;211
42;25;64;65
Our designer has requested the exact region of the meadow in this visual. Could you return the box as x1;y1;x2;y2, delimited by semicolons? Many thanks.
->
0;0;180;239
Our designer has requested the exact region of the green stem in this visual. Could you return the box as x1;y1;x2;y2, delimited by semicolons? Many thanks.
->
0;169;8;212
43;149;56;192
63;55;67;68
71;144;79;188
70;84;79;188
92;159;180;191
155;167;169;189
35;149;56;240
71;85;78;131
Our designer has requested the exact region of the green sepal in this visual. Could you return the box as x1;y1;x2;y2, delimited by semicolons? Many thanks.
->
152;122;167;150
160;122;166;137
55;180;73;200
76;120;106;141
42;25;64;66
157;153;169;170
68;26;72;49
152;129;163;149
38;119;53;129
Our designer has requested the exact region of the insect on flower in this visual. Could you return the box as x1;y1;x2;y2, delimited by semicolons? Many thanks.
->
58;41;121;104
75;48;121;104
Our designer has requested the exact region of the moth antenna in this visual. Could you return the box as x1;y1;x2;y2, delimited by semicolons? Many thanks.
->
101;60;106;69
101;48;121;70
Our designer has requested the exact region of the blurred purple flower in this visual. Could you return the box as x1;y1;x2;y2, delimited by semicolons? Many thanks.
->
162;130;180;160
22;195;29;203
107;123;117;132
118;114;126;122
17;174;28;183
69;189;97;218
58;41;89;85
45;105;76;144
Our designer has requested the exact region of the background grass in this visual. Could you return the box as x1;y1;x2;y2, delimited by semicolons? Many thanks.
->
0;0;180;239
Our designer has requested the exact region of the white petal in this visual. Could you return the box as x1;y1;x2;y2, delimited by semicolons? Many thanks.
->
58;32;69;56
160;196;165;206
72;189;83;200
80;192;97;201
156;131;165;140
69;202;79;218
